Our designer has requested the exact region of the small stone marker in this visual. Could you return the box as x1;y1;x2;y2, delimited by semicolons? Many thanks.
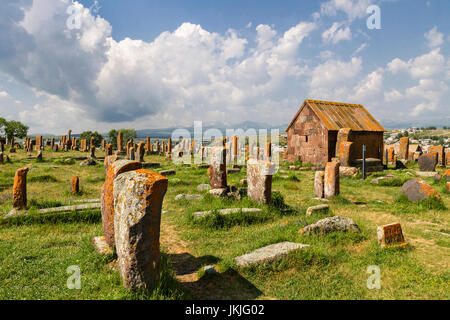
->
306;204;329;216
401;178;440;202
377;223;407;248
114;169;168;291
299;216;360;235
234;242;309;267
71;176;80;194
106;144;113;156
324;162;340;199
247;159;274;204
314;171;325;198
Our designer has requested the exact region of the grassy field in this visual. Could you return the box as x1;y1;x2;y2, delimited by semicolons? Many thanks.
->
0;146;449;300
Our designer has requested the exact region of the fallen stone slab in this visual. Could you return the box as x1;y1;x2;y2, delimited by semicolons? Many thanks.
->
193;208;262;219
72;199;101;203
415;171;438;178
174;194;203;201
234;242;310;267
209;188;228;198
370;174;394;184
142;162;161;169
306;204;329;216
80;159;97;167
159;169;176;176
299;216;360;235
38;203;101;214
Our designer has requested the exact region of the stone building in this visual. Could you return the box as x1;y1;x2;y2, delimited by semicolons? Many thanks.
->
286;99;385;166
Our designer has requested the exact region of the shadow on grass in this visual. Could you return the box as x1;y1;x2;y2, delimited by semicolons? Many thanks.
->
167;252;263;300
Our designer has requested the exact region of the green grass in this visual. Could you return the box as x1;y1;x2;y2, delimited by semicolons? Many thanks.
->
0;147;449;300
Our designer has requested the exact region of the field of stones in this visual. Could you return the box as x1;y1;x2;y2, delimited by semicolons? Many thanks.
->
0;138;449;300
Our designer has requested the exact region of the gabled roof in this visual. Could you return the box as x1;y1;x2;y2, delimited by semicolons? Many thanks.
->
286;99;385;132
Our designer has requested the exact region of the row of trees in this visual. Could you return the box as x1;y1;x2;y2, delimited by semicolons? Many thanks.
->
0;117;29;142
78;129;137;148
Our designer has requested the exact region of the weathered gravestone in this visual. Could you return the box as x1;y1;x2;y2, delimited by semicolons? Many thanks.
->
209;146;227;189
399;137;409;160
114;169;168;291
299;216;360;235
418;153;438;172
377;223;407;248
314;171;325;199
100;160;142;248
247;159;273;204
13;167;29;210
429;146;444;166
71;176;80;194
324;162;340;199
401;178;440;202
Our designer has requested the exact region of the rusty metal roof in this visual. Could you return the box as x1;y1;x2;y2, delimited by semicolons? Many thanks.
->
286;99;385;132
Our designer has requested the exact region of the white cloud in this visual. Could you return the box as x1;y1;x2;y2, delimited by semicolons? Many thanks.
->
320;0;374;21
322;22;352;44
350;68;383;101
0;91;10;98
424;26;444;48
384;89;403;102
387;48;445;79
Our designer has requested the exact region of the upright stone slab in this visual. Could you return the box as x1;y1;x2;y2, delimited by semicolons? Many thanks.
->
71;176;80;194
90;146;96;159
117;132;124;154
388;147;395;164
335;128;352;156
324;162;340;199
429;146;444;166
209;146;227;189
314;171;325;198
114;169;168;291
137;142;145;162
101;160;142;247
398;137;409;160
106;144;113;156
247;159;273;204
377;223;407;248
418;153;438;172
13;167;29;210
339;141;354;167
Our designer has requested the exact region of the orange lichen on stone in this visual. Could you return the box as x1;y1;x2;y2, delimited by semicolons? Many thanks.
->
416;178;440;200
101;160;142;247
377;223;407;248
12;167;29;210
399;137;409;160
339;141;353;167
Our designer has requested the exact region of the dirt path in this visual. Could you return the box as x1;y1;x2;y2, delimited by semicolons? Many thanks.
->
160;216;273;300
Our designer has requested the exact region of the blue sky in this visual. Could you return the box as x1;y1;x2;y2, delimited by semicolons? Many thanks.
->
0;0;448;134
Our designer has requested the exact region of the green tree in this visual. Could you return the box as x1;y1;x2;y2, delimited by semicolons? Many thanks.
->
79;131;104;148
108;129;137;148
0;118;29;141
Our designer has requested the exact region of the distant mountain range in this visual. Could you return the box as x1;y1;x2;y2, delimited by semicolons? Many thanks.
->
30;119;448;137
136;121;289;138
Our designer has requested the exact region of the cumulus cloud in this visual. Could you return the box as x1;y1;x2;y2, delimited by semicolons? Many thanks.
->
320;0;374;21
425;26;444;48
322;22;352;44
387;48;446;79
384;89;403;102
